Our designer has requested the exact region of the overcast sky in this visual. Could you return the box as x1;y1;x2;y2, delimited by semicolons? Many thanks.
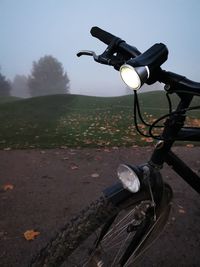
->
1;0;200;96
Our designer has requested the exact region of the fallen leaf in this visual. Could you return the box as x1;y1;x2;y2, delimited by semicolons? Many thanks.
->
3;184;14;191
91;173;100;178
84;140;93;145
24;230;40;241
4;147;11;151
104;148;111;153
145;137;154;143
177;204;184;209
178;209;186;214
94;155;102;161
69;151;76;155
62;157;69;160
70;164;78;170
141;137;153;143
112;146;119;150
186;144;194;148
138;124;146;129
60;146;67;149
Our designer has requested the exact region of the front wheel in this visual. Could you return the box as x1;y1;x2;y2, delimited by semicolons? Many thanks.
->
31;184;172;267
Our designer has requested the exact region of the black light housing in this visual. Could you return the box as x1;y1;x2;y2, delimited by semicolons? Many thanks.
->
120;43;168;90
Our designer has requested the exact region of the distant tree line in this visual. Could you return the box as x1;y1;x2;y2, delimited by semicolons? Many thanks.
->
0;55;70;98
0;71;11;97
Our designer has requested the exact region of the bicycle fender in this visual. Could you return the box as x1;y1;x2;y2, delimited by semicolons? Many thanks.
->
103;182;149;207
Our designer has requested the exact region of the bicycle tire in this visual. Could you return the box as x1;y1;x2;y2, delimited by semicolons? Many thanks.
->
30;184;172;267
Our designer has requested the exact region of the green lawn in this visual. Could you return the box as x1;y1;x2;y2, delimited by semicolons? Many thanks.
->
0;96;21;104
0;92;199;149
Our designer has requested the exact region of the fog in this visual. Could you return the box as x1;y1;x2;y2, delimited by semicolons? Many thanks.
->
1;0;200;97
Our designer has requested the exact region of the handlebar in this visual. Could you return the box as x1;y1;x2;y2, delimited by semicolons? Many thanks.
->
77;26;200;96
90;26;141;57
90;26;119;45
77;26;141;68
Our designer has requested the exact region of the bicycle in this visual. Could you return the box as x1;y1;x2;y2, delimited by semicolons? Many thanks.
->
30;27;200;267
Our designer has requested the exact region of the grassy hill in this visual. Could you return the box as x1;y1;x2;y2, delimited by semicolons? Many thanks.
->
0;96;21;104
0;91;199;149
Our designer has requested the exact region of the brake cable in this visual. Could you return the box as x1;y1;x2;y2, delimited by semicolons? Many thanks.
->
133;91;151;138
133;91;164;139
166;92;172;114
133;90;200;140
134;91;163;128
148;105;200;140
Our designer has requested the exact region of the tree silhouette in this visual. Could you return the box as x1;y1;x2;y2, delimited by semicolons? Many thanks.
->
12;75;29;98
28;55;70;97
0;71;11;97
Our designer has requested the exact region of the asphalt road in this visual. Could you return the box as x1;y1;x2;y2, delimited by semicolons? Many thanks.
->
0;146;200;267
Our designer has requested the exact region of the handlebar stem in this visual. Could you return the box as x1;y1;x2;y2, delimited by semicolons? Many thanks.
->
159;70;200;96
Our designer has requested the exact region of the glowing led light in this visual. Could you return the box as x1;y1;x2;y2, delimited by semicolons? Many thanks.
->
120;64;150;90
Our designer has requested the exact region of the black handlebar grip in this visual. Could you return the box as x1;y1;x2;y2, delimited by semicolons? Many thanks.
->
90;26;118;45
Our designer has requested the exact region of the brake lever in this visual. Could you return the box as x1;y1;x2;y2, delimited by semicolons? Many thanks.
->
77;50;124;68
77;50;99;61
77;50;110;65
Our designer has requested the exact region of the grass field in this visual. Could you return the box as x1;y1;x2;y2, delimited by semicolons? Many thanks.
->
0;96;21;104
0;91;199;149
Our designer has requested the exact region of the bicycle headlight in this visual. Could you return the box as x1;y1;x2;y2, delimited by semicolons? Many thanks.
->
117;164;140;193
120;64;150;90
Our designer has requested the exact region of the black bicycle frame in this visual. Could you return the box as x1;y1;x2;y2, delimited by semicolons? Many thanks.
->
150;85;200;194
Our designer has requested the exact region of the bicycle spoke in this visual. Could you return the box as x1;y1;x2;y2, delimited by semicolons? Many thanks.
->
111;234;132;267
61;197;167;267
102;209;136;241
